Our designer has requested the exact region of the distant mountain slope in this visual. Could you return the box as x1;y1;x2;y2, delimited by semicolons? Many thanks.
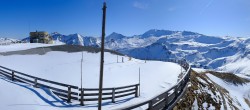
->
103;30;249;74
0;38;21;45
50;33;100;47
11;29;250;74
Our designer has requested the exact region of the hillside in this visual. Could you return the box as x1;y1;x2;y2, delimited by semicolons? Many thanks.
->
174;70;250;110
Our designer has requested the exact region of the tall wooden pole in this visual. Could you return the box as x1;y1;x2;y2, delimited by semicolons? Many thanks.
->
98;2;106;110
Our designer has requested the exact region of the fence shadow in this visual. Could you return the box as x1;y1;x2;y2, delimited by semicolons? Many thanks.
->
0;75;82;108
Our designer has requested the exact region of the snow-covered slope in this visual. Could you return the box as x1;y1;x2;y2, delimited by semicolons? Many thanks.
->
103;30;250;75
0;44;183;110
206;73;250;109
175;70;250;110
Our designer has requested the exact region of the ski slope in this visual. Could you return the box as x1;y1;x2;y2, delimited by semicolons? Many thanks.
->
0;43;182;110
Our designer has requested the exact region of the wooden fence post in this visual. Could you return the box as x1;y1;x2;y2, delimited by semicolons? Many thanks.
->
11;71;14;81
180;81;184;93
174;86;178;99
148;100;153;110
112;88;115;103
185;75;189;83
135;85;139;97
67;86;71;103
163;92;169;110
80;88;84;106
34;78;38;88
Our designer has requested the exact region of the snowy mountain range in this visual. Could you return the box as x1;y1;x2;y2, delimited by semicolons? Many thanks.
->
0;38;21;45
0;30;250;110
1;29;250;74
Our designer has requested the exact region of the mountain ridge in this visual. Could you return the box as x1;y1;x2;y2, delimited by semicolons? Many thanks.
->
1;29;250;74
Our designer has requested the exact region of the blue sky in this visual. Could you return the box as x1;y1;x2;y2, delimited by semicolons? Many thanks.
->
0;0;250;39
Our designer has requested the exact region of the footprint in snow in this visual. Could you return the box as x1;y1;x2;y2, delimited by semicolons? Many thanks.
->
160;84;166;88
164;81;171;85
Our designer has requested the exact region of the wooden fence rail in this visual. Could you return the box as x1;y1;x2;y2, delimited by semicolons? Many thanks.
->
79;84;139;105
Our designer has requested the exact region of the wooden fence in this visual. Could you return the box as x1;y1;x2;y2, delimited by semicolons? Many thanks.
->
0;65;139;105
79;84;139;105
117;59;191;110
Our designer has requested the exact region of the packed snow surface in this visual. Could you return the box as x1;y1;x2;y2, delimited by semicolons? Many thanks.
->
0;43;182;110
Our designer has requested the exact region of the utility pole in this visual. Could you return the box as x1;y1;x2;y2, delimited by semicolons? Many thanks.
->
98;2;106;110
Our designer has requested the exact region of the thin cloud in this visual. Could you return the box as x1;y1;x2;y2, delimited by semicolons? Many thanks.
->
133;1;148;9
168;7;176;12
200;0;214;15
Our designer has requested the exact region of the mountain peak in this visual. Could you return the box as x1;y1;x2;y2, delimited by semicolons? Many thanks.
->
141;29;175;38
181;31;199;36
51;32;61;35
106;32;126;41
